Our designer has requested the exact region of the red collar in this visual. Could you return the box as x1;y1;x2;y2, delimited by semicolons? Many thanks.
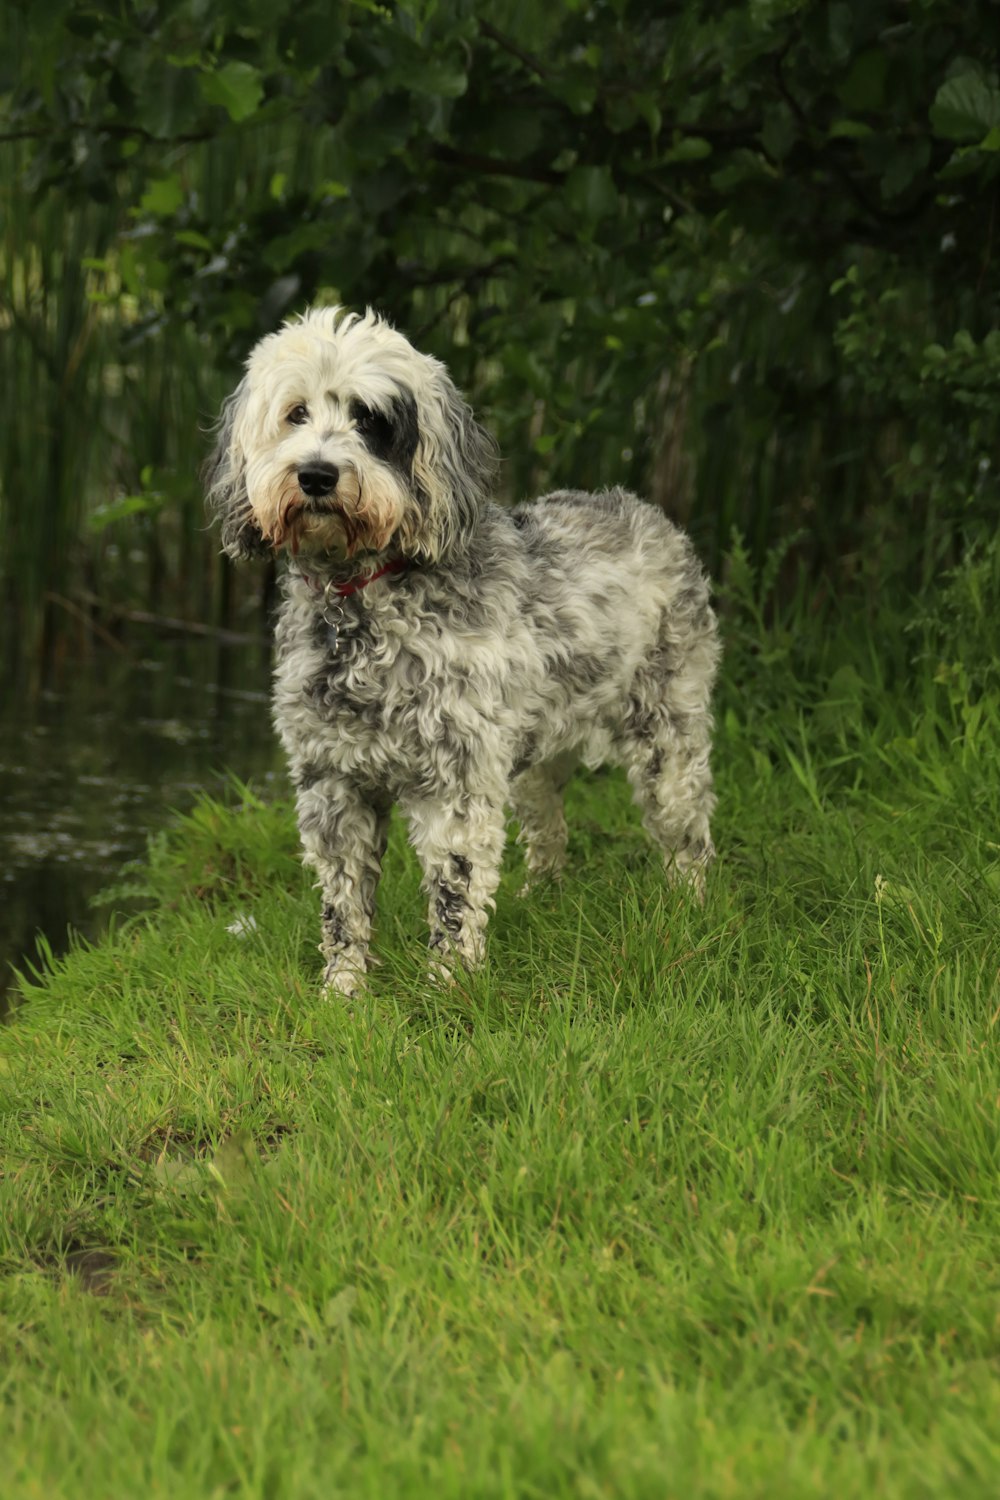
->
298;557;409;598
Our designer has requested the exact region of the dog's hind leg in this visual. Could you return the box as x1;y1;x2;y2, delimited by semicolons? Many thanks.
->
620;623;718;899
509;751;576;890
626;724;715;896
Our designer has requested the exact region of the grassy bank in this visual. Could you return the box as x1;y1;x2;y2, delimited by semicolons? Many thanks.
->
2;562;999;1498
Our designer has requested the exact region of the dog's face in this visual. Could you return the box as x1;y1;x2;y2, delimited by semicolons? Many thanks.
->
205;307;497;563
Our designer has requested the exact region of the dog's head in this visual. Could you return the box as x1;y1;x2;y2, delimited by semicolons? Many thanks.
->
204;307;498;563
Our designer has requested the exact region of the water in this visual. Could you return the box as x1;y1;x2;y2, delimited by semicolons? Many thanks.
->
0;632;279;1009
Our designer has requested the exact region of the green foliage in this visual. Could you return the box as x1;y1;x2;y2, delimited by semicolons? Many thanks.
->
833;265;1000;581
2;0;1000;644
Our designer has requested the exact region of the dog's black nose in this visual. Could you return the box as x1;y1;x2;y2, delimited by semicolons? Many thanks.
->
297;464;339;499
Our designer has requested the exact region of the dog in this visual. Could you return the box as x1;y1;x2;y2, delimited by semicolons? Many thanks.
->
205;306;719;996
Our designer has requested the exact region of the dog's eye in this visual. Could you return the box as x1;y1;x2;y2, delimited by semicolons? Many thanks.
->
287;404;309;426
351;402;393;450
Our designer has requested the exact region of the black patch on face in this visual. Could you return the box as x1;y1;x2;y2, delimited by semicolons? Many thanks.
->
350;389;419;479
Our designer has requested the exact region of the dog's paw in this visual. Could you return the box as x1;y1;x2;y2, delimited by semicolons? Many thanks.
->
427;954;458;989
664;850;711;906
321;960;364;1000
516;868;563;899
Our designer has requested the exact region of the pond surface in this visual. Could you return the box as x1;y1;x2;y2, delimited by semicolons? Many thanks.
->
0;631;279;1012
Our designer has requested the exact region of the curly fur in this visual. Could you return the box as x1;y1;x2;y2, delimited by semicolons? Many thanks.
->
207;306;720;996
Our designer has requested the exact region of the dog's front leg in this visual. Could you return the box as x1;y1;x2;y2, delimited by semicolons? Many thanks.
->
294;773;388;998
404;794;507;979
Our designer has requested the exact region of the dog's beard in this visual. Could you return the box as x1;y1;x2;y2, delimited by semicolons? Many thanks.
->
253;467;405;558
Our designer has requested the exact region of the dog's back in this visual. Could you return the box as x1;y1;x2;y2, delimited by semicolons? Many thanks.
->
503;487;717;761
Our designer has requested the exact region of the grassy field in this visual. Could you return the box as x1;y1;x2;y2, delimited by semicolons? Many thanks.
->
2;555;999;1498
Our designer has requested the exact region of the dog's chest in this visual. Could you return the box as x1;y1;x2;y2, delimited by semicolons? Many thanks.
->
273;597;497;793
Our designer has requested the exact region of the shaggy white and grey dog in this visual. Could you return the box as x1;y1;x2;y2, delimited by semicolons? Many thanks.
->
206;306;719;996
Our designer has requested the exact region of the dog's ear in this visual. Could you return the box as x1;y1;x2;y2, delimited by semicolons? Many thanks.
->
203;379;269;560
410;366;499;560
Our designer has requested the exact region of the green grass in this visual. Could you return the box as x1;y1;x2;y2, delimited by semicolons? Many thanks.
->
2;572;999;1498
